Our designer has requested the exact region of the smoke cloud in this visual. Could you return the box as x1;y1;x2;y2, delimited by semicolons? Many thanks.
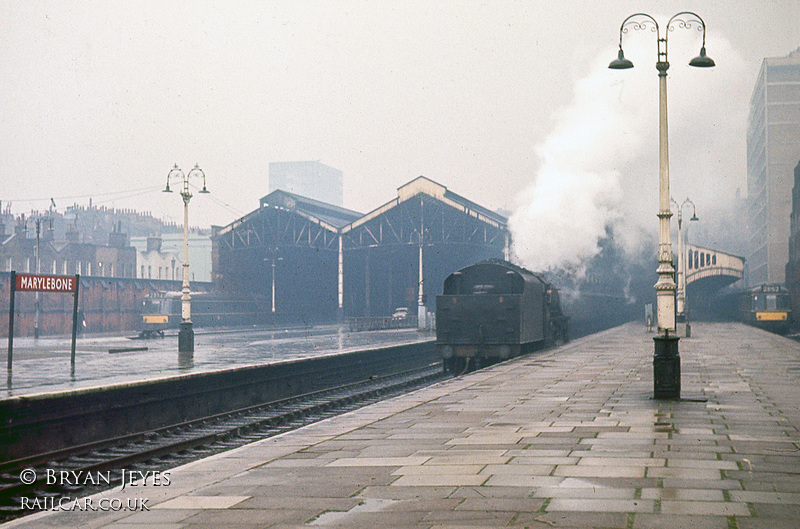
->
509;34;748;273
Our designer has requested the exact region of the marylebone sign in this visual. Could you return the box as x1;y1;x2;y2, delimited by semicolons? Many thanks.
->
7;271;81;371
15;273;78;293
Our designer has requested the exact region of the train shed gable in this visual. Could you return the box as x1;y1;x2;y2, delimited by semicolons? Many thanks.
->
342;175;507;241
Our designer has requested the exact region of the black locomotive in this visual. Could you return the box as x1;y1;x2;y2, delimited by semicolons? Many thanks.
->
436;259;569;374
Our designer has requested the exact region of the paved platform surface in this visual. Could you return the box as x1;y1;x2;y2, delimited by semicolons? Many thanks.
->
3;326;430;398
5;322;800;528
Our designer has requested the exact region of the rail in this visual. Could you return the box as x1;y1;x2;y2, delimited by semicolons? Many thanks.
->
0;363;444;521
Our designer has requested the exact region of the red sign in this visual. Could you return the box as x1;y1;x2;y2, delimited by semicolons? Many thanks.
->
15;273;78;293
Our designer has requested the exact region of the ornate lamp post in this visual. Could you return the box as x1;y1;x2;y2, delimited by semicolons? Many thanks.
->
610;12;714;399
671;197;699;336
164;164;209;353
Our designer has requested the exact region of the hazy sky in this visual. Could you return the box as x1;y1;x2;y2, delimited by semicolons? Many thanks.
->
1;1;799;268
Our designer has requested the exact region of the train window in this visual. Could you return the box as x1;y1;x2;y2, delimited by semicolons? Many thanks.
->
694;251;699;269
688;254;693;269
143;298;162;313
778;294;791;309
712;255;716;265
752;294;765;310
700;253;705;267
766;295;777;311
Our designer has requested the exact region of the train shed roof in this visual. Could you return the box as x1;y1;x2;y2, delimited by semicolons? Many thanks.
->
259;190;363;230
342;176;507;234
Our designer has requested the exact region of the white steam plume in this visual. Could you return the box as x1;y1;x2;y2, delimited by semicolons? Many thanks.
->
509;34;747;273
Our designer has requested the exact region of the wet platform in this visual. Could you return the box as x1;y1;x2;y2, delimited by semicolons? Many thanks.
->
5;321;800;529
2;325;431;398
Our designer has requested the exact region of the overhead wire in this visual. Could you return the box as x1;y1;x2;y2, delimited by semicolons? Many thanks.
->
4;185;164;207
186;181;247;218
5;180;248;225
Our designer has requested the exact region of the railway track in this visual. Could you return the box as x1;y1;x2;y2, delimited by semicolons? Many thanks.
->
0;363;444;521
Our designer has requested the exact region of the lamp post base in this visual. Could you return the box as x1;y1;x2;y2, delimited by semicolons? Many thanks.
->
178;322;194;353
653;335;680;399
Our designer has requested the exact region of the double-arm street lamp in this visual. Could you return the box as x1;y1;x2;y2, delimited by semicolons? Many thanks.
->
610;12;714;399
671;197;699;335
164;164;209;353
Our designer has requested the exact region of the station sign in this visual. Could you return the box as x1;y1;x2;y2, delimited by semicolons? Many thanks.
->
7;271;81;371
15;273;78;293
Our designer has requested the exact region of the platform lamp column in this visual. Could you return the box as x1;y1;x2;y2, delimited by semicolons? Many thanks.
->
337;234;344;323
30;216;52;339
164;164;210;353
671;197;698;337
417;196;426;331
264;252;283;314
610;12;714;399
417;234;425;330
34;219;40;340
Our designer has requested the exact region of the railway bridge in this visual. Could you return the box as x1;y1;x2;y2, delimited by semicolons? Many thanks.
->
684;243;745;317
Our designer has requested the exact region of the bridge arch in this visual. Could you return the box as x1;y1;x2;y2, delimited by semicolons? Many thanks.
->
685;244;745;288
684;244;745;318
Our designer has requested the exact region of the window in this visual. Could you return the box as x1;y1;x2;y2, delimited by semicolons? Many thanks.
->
752;294;765;310
766;294;777;311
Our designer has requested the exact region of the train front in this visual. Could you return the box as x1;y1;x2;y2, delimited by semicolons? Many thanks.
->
743;284;792;334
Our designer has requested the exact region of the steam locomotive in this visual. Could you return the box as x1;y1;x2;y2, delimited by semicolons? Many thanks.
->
436;259;569;374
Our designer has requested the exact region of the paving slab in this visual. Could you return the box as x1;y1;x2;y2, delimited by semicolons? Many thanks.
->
4;322;800;528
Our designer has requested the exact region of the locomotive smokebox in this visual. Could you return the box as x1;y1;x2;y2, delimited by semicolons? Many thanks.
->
653;335;680;399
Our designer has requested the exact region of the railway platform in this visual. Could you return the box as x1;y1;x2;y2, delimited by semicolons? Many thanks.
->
2;325;431;398
4;321;800;529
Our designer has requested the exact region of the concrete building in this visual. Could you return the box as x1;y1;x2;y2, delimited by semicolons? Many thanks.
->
787;160;800;323
269;161;344;207
746;48;800;286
